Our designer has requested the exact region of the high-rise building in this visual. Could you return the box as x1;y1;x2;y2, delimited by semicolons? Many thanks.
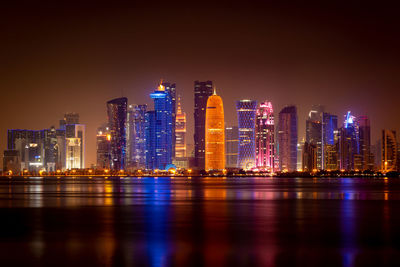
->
278;106;298;172
175;97;186;158
162;82;176;159
194;80;213;169
42;127;59;172
256;101;275;171
127;104;147;169
236;100;257;170
205;89;225;171
65;124;85;169
322;112;338;169
382;129;397;172
107;97;127;171
337;111;360;171
145;83;173;170
302;142;317;171
96;125;111;170
305;105;324;169
60;112;80;129
7;129;63;172
358;116;373;170
225;126;239;168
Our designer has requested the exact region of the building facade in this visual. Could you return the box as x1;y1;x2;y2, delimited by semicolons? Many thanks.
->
96;125;111;170
278;106;298;172
194;80;213;169
236;100;257;170
255;101;275;171
145;83;173;170
358;116;373;170
127;104;147;169
175;97;187;158
205;90;225;170
225;126;239;168
337;112;360;171
107;97;127;170
382;129;397;172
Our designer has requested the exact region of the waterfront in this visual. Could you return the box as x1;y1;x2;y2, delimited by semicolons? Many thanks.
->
0;176;399;266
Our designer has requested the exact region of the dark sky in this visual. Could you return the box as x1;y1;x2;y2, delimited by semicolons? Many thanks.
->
1;1;400;167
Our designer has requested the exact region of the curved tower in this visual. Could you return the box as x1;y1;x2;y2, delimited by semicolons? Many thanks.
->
236;100;257;170
256;101;275;171
205;89;225;170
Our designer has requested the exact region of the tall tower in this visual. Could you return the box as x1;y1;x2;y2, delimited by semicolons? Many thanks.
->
338;111;360;170
145;83;173;170
256;101;275;171
175;97;187;158
127;104;147;169
236;100;257;170
322;112;338;169
358;116;372;170
194;80;213;169
225;126;239;168
107;97;127;171
305;105;324;169
382;129;397;172
205;89;225;170
96;125;111;170
162;82;176;158
278;106;298;172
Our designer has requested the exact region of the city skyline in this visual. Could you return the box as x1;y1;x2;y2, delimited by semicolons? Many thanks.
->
2;81;399;169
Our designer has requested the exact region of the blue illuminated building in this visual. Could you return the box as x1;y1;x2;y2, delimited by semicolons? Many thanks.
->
236;100;257;170
338;111;360;170
323;113;338;146
107;97;128;170
127;104;147;169
145;84;173;170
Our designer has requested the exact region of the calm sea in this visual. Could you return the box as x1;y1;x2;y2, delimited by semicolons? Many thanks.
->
0;176;399;266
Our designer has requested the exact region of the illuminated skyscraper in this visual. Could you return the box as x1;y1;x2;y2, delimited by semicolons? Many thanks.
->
302;142;317;171
236;100;257;170
358;116;373;170
162;82;176;158
278;106;298;172
225;126;239;168
127;104;147;169
65;124;85;169
322;112;338;169
382;129;397;172
96;125;111;170
337;111;360;170
107;97;127;170
194;80;213;169
255;101;275;171
175;97;187;158
205;89;225;170
306;105;324;169
60;112;79;130
145;83;173;170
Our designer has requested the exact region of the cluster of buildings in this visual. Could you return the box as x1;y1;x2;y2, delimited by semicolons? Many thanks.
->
3;113;85;174
2;80;400;175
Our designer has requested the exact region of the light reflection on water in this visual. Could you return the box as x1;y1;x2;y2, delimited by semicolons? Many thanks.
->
0;176;400;266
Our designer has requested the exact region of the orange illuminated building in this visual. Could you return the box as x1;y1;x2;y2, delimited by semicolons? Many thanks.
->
205;88;225;170
175;97;187;158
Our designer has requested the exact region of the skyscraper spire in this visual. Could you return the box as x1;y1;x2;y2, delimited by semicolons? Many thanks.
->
213;86;217;95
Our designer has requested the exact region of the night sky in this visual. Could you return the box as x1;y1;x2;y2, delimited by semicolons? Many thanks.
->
1;1;400;167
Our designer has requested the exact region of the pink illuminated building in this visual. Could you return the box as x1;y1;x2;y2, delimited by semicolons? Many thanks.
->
256;101;275;171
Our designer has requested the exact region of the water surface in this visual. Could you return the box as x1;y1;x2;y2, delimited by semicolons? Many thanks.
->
0;176;399;266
